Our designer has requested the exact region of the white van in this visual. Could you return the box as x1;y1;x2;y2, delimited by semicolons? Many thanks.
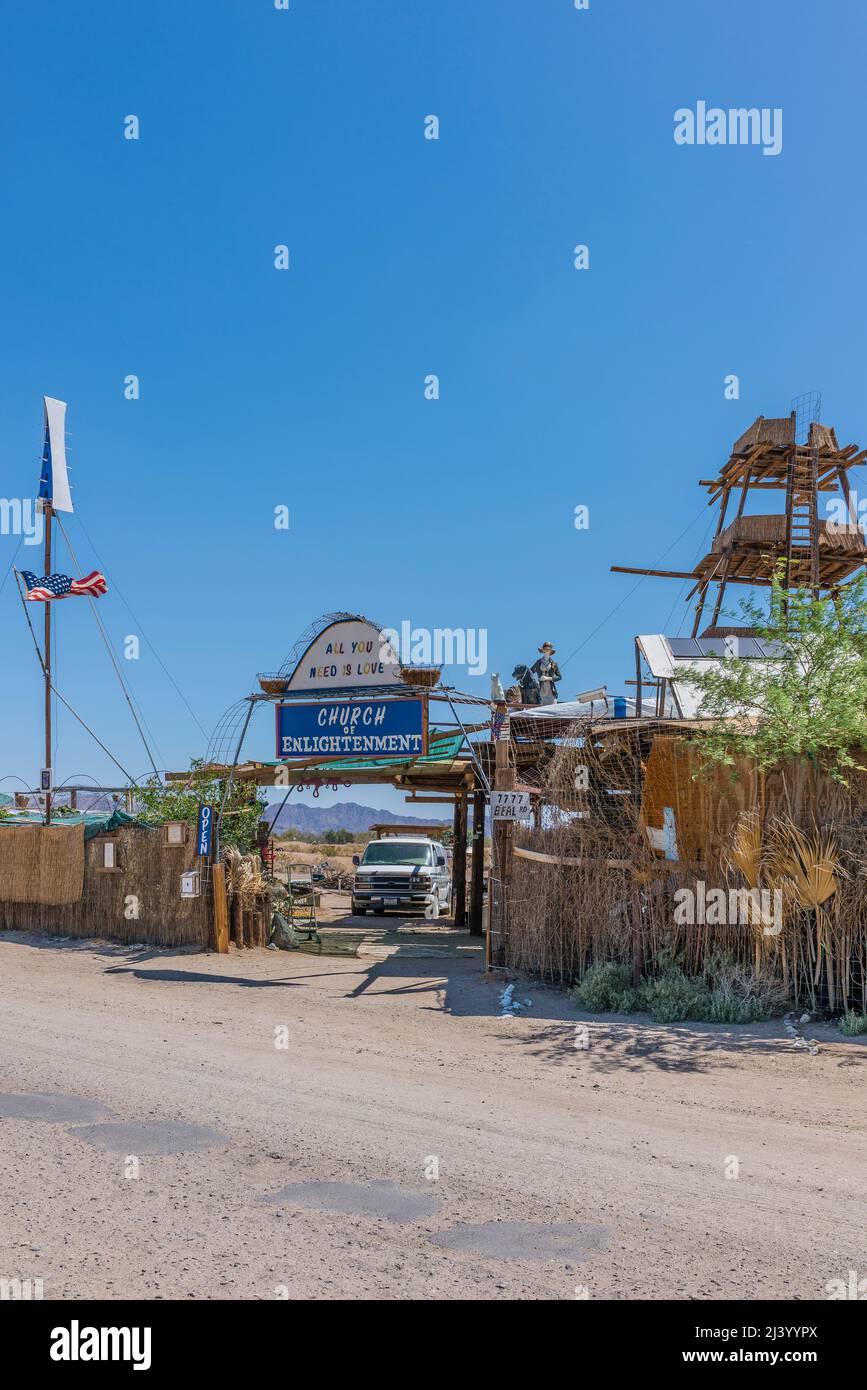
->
351;835;451;917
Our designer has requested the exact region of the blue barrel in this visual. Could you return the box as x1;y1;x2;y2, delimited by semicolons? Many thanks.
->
613;697;627;719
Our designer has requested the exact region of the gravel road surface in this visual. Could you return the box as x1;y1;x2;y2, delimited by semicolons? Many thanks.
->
1;923;864;1301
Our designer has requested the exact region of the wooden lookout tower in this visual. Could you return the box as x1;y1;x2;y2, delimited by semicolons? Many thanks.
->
613;398;867;636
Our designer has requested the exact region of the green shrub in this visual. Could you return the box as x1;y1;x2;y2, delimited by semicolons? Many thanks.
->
640;971;710;1024
571;949;787;1025
571;962;638;1014
699;990;773;1025
610;988;642;1013
839;1010;867;1036
696;954;789;1024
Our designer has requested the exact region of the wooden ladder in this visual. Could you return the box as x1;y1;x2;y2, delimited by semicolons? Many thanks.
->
784;444;820;592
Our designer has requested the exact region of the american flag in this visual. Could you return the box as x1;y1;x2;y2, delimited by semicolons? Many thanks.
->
20;570;108;602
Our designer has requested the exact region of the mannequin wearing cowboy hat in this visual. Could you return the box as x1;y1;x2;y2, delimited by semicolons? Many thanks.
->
531;642;561;705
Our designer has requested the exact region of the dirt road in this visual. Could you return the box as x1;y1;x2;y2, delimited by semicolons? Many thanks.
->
1;917;864;1301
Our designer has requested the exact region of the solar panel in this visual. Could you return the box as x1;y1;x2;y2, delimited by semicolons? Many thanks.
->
736;639;764;658
667;638;702;658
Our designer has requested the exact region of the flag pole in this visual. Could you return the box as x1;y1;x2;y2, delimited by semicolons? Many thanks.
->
43;501;52;826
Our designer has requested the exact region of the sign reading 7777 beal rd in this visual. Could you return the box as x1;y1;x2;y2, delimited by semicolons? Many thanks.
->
490;791;532;821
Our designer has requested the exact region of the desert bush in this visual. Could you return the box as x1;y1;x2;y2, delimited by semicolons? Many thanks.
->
839;1010;867;1036
696;952;789;1024
570;962;639;1014
571;949;787;1025
639;970;709;1024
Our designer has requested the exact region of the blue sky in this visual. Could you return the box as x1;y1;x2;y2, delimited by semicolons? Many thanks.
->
1;1;865;816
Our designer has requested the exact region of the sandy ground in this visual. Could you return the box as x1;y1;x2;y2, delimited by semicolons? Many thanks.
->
1;894;865;1302
271;838;362;881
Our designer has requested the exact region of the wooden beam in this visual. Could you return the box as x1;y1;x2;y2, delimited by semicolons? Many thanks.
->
837;465;859;527
612;566;699;581
491;702;515;966
485;868;494;970
211;862;230;954
452;790;467;927
513;846;632;869
709;469;751;627
469;787;486;938
614;563;787;591
404;795;458;804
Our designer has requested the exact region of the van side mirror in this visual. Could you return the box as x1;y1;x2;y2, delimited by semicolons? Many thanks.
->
352;855;360;866
436;854;446;866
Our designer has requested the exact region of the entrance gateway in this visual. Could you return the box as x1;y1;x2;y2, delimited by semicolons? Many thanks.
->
184;613;497;935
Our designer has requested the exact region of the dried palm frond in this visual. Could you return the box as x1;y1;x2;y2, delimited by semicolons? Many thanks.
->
726;810;764;888
244;858;265;903
764;818;840;911
223;845;264;905
763;816;846;1007
222;845;243;897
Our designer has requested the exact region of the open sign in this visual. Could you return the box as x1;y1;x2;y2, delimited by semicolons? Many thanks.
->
197;804;214;858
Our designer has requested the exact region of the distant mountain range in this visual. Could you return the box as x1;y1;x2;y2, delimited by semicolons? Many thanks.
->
4;791;450;840
262;800;449;837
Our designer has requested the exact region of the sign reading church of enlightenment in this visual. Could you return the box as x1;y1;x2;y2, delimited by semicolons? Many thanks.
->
276;697;427;761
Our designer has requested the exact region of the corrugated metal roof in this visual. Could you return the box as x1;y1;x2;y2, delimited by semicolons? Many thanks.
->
0;809;140;838
262;730;466;774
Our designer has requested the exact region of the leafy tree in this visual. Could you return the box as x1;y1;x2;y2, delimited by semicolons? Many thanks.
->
322;828;354;844
136;758;266;852
688;569;867;786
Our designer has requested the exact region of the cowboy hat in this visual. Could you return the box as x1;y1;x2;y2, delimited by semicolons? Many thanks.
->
538;642;556;654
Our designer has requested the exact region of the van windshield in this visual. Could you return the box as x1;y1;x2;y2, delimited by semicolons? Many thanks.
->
361;842;434;867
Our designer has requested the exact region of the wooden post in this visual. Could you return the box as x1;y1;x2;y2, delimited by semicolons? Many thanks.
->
469;787;486;937
43;503;52;825
838;464;858;527
491;701;515;966
709;476;750;628
691;482;733;637
630;886;644;987
452;789;467;926
211;861;229;953
485;870;493;970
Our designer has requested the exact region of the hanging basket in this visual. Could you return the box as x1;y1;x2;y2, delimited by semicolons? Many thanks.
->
400;665;441;689
259;676;289;696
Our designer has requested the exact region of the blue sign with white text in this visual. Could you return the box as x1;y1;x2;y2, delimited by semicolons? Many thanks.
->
276;698;427;761
196;804;214;857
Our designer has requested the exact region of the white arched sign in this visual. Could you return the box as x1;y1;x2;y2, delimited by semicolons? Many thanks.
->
286;617;402;693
